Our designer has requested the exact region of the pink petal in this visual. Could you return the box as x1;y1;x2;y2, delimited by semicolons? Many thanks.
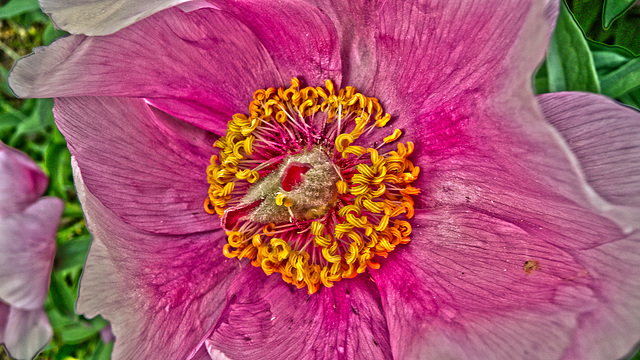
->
0;305;52;360
9;6;281;134
302;0;378;90
372;208;639;359
40;0;194;35
205;266;392;359
0;197;62;309
205;0;342;87
367;0;557;126
539;92;640;208
9;3;343;135
54;96;217;235
73;160;242;359
0;143;49;216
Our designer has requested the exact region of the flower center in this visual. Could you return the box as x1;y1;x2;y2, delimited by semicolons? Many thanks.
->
205;78;420;294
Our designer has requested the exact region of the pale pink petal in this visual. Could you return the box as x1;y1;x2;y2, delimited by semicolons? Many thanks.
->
0;306;52;360
205;266;391;359
0;143;49;216
54;96;217;235
0;197;62;309
40;0;193;35
73;160;242;359
539;92;640;207
561;233;640;359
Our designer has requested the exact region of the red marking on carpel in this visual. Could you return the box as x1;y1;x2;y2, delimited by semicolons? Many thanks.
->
221;200;261;231
281;162;311;191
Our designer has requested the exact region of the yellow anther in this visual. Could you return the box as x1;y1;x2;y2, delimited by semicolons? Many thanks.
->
336;180;348;194
275;193;287;206
235;169;252;180
247;170;260;183
346;213;368;228
351;174;371;185
362;199;384;213
220;182;234;196
334;223;354;238
356;163;375;178
276;110;287;123
322;246;341;263
243;136;254;155
299;99;315;115
325;79;335;95
335;133;354;152
383;129;402;143
349;184;370;196
203;198;216;214
252;234;263;247
314;235;331;248
341;145;366;158
338;204;361;217
263;223;276;236
370;184;386;197
310;221;325;236
375;215;390;232
375;113;391;127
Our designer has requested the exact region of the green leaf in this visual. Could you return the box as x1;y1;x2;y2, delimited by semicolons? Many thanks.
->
589;40;634;74
91;341;114;360
602;0;636;29
0;0;40;19
43;22;68;45
60;324;100;344
600;57;640;98
547;1;601;93
45;136;72;200
49;271;77;316
54;235;91;271
45;306;75;331
618;88;640;110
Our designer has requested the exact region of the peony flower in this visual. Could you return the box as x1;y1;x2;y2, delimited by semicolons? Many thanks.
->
0;142;63;360
9;0;640;359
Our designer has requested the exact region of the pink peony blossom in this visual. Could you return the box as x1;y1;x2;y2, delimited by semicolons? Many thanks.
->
9;0;640;359
0;142;63;360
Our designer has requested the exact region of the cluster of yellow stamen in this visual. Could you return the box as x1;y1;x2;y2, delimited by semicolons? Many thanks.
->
205;78;419;294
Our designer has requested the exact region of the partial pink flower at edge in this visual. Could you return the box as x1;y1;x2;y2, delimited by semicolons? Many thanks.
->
8;0;640;359
0;142;64;360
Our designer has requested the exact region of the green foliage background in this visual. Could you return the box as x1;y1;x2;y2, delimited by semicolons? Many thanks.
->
0;0;639;359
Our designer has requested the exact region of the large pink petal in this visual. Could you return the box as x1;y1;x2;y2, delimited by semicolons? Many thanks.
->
0;197;62;309
290;0;379;90
204;266;392;359
206;0;342;87
372;208;638;359
0;306;52;360
73;160;241;359
369;0;557;122
40;0;193;35
9;6;281;134
0;143;49;216
539;92;640;208
54;96;217;235
10;3;343;134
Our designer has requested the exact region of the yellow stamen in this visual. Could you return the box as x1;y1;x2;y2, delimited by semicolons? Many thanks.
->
205;78;419;295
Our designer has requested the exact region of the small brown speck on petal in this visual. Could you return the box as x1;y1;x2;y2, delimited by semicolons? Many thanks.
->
523;260;540;274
